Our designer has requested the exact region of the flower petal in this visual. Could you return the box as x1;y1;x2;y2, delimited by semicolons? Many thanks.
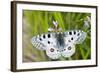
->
48;28;54;31
84;20;90;28
53;20;58;27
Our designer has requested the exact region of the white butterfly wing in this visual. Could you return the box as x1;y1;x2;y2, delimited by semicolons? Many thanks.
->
61;43;75;58
46;46;61;59
31;30;87;59
64;30;87;45
31;33;61;59
61;30;87;58
31;35;46;50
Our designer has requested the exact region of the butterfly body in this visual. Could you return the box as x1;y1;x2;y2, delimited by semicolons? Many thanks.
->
31;30;87;59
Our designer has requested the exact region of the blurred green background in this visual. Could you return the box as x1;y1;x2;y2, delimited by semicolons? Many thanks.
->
22;10;91;62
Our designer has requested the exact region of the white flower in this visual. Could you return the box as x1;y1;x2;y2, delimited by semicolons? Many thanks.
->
86;16;91;23
53;20;58;27
48;27;54;31
84;20;90;28
84;16;91;28
48;20;62;32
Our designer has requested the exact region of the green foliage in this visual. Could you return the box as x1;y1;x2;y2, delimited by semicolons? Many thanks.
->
23;10;91;62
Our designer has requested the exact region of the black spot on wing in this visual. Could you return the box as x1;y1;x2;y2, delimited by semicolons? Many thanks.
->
71;37;73;40
69;31;72;35
48;33;50;38
74;31;76;35
68;40;71;42
77;33;80;36
39;38;42;41
43;34;46;39
48;41;50;44
68;46;71;50
50;48;54;52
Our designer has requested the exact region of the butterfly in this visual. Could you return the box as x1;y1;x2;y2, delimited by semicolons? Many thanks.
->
31;30;87;59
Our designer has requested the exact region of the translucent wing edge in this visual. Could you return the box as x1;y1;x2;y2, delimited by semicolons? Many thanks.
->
31;36;46;50
75;31;87;44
